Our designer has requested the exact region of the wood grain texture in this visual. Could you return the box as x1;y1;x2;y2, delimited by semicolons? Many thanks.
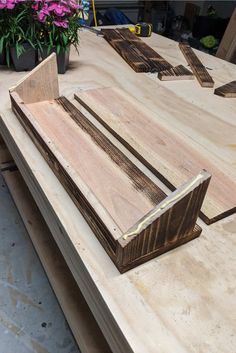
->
214;80;236;97
0;28;236;353
2;169;112;353
216;8;236;63
76;86;236;224
102;29;198;79
10;90;208;272
58;97;211;272
179;42;214;87
9;53;59;104
158;64;194;81
102;28;172;73
1;108;235;353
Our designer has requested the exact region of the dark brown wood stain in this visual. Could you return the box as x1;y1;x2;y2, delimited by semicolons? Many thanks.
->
214;81;236;97
179;42;214;87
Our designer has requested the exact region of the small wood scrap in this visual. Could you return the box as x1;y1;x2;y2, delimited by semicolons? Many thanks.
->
214;81;236;97
158;65;194;81
9;54;211;273
179;42;214;87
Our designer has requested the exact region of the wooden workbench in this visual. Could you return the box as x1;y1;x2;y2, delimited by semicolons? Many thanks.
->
0;28;235;353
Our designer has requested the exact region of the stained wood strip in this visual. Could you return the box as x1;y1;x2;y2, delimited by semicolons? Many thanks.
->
214;81;236;97
102;29;172;73
158;65;194;81
102;29;150;72
109;40;152;72
103;29;193;78
129;40;172;72
179;42;214;87
76;86;236;224
113;28;141;42
116;29;172;72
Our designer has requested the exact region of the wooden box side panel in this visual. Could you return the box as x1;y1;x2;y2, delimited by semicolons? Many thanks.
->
116;172;211;272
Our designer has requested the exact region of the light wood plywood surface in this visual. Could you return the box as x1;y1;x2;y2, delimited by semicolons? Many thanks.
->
0;28;236;353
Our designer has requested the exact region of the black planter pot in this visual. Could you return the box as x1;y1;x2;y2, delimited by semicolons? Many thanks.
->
41;46;70;74
0;50;6;65
10;43;38;72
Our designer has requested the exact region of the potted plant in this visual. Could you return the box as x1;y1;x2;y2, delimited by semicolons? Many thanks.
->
35;0;84;74
0;0;38;71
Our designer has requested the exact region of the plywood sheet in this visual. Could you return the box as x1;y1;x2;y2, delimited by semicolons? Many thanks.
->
76;86;236;224
1;108;236;353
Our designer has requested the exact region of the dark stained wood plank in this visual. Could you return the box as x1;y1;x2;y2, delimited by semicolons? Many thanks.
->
109;39;152;72
158;65;194;81
214;81;236;97
103;29;195;77
114;28;141;42
102;29;152;72
179;42;214;87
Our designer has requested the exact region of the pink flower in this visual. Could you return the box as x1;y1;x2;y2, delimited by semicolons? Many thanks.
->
38;5;50;22
0;0;16;9
53;19;69;28
48;3;71;17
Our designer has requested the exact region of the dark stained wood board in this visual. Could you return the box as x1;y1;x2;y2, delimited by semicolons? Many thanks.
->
75;86;236;224
214;81;236;97
179;42;214;87
158;64;194;81
102;28;172;73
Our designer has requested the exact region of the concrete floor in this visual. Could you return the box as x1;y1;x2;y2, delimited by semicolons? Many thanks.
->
0;173;80;353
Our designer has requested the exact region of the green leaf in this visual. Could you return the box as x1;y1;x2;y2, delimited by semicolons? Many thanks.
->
0;37;4;54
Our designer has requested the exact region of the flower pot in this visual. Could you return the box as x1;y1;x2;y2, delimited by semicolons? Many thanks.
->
41;46;70;74
10;43;38;72
0;50;6;65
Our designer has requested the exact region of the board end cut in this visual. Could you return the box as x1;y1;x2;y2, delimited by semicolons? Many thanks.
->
158;65;194;81
214;81;236;98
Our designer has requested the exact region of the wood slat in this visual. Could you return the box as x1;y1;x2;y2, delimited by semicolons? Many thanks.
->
102;28;172;73
214;81;236;97
179;42;214;87
76;86;236;224
158;65;194;81
102;29;151;72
